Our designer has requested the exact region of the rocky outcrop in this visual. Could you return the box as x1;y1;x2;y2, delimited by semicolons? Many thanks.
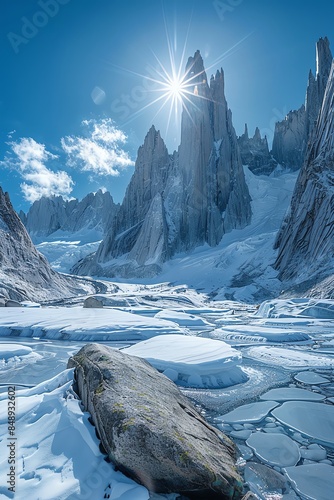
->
271;106;306;171
0;186;94;301
68;343;243;499
238;125;277;175
73;50;251;278
274;60;334;285
22;189;119;242
272;37;333;171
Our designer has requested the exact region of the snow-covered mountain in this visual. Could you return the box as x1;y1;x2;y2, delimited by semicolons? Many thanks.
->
73;51;252;278
21;189;119;242
274;58;334;291
0;186;95;301
238;125;277;175
271;37;333;171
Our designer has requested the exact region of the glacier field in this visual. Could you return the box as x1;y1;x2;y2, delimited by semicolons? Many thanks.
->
1;285;334;499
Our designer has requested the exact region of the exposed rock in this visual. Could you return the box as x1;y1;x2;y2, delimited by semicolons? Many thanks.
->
272;37;333;171
238;125;277;175
83;296;104;309
5;299;21;307
68;343;243;499
22;189;119;242
0;186;95;301
275;60;334;286
73;51;251;278
271;105;306;171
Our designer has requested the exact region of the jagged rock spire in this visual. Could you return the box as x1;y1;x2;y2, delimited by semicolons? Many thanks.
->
275;60;334;284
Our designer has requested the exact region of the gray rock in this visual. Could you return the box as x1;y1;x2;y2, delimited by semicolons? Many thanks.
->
22;189;119;242
275;60;334;286
272;37;333;171
83;296;104;309
68;343;243;499
0;297;5;307
0;186;95;302
73;51;251;278
5;300;21;307
238;125;277;175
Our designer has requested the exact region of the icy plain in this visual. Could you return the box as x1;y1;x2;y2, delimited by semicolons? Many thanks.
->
1;285;334;499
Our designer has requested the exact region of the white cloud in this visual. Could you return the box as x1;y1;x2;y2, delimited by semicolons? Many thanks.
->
61;118;134;176
2;138;74;203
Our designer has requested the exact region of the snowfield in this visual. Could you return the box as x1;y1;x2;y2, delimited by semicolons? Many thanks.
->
1;287;334;499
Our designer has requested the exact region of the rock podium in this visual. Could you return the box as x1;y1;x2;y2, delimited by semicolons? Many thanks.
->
68;343;243;499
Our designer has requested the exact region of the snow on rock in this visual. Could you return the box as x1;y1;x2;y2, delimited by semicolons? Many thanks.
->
217;401;279;425
0;308;185;341
272;401;334;448
260;387;325;402
123;334;248;389
0;186;95;302
73;51;251;279
284;464;334;500
243;346;334;369
294;371;329;385
275;57;334;289
0;369;150;500
238;125;277;175
23;189;118;242
246;432;301;467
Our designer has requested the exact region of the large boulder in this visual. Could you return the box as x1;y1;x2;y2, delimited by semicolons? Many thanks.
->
68;343;243;499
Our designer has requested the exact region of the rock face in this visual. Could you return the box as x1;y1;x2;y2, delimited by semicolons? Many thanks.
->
68;343;243;499
274;60;334;285
271;105;307;171
0;186;93;301
238;125;277;175
73;51;251;277
22;189;118;242
272;37;333;171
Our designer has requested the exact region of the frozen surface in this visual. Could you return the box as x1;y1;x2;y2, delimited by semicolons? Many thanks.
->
294;371;329;385
244;346;334;369
246;432;301;467
1;282;334;499
0;370;151;500
284;464;334;500
272;402;334;447
257;299;334;319
218;401;279;424
123;335;247;388
154;309;211;327
0;307;185;341
0;343;33;359
260;388;325;402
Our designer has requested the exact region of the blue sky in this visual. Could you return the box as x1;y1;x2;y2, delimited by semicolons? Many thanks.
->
1;0;334;212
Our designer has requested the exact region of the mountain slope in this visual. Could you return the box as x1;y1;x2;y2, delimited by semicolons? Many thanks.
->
0;186;94;301
275;59;334;289
73;51;251;278
22;190;119;242
271;37;333;171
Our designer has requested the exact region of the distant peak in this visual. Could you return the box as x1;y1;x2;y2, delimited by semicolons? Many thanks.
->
185;50;206;81
254;127;261;140
316;36;332;77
